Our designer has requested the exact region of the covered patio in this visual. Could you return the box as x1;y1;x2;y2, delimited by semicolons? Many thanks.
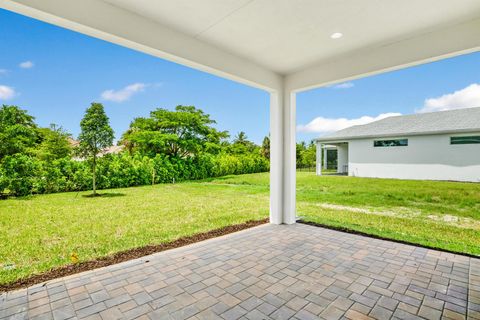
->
1;0;480;319
3;0;480;225
2;223;479;319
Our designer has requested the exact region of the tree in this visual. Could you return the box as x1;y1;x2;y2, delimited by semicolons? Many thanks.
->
260;136;270;159
36;124;72;161
121;105;228;158
302;140;316;168
0;105;37;160
77;103;114;195
229;131;258;154
296;142;306;167
296;140;316;169
233;131;248;145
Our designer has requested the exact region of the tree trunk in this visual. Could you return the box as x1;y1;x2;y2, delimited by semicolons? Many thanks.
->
92;155;97;195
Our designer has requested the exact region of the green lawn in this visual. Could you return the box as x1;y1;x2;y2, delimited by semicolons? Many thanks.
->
1;172;480;286
220;172;480;256
0;180;269;286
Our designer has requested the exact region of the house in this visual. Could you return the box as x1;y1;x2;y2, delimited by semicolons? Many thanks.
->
68;138;124;160
315;108;480;182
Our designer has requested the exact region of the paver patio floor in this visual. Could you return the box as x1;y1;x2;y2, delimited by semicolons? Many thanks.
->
1;223;479;320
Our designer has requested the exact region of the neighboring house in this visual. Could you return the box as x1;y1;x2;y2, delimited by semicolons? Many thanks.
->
68;138;124;160
315;107;480;182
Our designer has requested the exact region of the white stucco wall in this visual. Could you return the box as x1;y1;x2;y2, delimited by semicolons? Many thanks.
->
347;133;480;182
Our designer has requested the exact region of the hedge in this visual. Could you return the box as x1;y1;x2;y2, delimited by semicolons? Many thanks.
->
0;152;269;197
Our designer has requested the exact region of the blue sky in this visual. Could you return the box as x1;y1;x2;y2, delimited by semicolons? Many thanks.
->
1;9;480;144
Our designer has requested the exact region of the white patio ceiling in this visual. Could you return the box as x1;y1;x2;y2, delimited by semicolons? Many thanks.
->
2;0;480;91
2;0;480;224
104;0;480;75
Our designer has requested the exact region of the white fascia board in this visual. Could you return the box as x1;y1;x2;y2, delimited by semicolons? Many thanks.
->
286;18;480;92
1;0;283;92
315;129;480;143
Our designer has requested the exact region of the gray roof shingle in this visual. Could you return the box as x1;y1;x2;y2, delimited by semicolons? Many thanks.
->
316;107;480;142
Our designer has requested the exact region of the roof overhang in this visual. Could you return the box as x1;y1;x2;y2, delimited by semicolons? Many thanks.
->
315;129;480;143
1;0;480;92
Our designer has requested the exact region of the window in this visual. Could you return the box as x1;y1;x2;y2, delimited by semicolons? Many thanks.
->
373;139;408;147
450;136;480;145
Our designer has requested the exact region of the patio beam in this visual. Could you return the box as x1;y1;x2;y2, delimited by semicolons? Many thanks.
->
286;17;480;92
0;0;283;92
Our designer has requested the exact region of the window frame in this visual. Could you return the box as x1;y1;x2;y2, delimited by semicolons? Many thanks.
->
373;138;409;147
450;135;480;145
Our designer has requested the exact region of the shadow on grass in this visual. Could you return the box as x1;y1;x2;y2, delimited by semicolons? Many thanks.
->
81;193;126;198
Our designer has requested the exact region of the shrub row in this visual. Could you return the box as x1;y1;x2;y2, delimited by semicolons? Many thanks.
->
0;153;269;197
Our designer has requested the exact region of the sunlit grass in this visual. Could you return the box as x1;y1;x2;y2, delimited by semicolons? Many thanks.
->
0;179;269;285
1;171;479;286
218;172;480;256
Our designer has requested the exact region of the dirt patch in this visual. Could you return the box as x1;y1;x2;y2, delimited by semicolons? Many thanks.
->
316;203;479;230
0;218;268;293
315;203;419;218
427;214;480;229
317;203;370;214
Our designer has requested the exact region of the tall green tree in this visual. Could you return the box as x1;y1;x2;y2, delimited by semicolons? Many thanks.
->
233;131;248;145
121;105;228;158
77;103;114;195
261;136;270;159
36;124;72;161
229;131;258;154
0;105;38;160
296;140;316;169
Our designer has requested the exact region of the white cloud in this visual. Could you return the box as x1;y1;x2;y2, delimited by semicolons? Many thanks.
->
101;83;147;102
418;83;480;113
331;82;354;89
297;112;401;134
0;85;16;100
19;61;34;69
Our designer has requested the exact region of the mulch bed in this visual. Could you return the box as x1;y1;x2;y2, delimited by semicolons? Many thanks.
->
1;218;268;293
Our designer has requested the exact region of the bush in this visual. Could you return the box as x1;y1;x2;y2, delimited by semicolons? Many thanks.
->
0;154;41;196
0;152;269;197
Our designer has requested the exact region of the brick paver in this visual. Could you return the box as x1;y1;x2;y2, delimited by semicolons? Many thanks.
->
0;223;477;319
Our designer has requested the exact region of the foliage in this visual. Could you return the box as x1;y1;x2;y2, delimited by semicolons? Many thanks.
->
36;124;72;161
0;152;269;197
0;103;269;197
0;105;38;160
77;103;114;194
0;154;40;196
227;131;259;154
121;105;228;158
261;136;270;159
296;140;316;169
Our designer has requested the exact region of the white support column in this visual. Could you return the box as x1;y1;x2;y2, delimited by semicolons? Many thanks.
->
316;142;322;176
269;91;283;225
283;91;297;224
269;88;297;225
323;146;328;170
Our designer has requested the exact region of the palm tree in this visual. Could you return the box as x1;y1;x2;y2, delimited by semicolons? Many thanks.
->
234;131;248;145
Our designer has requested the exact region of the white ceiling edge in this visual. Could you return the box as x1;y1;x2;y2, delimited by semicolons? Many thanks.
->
0;0;283;92
1;0;480;94
286;17;480;92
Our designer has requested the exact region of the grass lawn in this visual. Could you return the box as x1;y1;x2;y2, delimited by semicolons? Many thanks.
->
219;172;480;256
1;172;480;286
0;180;269;286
